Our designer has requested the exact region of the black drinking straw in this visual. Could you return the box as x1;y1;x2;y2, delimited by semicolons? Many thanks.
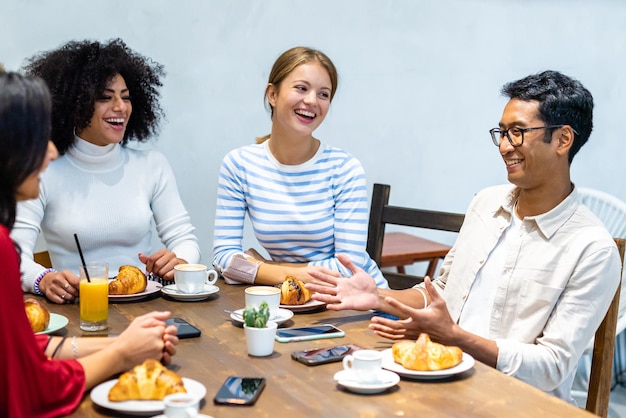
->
74;233;91;282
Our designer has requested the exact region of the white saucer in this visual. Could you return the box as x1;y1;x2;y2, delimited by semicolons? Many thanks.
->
333;369;400;394
230;307;294;325
152;415;213;418
161;284;219;301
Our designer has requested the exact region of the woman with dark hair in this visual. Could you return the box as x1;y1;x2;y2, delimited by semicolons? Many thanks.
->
212;46;386;287
0;71;178;417
12;39;201;304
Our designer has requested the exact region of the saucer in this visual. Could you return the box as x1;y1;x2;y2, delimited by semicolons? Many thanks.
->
152;415;213;418
161;284;219;301
230;307;294;325
333;369;400;394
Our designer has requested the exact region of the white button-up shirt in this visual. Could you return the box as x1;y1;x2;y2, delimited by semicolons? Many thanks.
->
425;184;621;402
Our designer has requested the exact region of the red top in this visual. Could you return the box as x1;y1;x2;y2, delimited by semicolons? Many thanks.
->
0;225;85;417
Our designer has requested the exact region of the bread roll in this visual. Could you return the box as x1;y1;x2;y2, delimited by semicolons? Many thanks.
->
280;276;311;305
108;359;186;401
24;298;50;333
108;265;147;295
392;333;463;371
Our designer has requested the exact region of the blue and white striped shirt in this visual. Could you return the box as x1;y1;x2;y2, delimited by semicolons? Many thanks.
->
212;140;387;287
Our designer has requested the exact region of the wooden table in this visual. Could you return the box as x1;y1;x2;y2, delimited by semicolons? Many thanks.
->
46;281;594;417
381;232;452;277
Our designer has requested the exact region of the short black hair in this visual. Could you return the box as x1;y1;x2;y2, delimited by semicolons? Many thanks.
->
502;70;593;164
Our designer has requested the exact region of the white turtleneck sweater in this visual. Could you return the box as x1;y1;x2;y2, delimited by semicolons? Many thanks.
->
13;137;201;292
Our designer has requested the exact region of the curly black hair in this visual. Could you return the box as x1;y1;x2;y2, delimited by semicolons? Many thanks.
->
23;38;165;154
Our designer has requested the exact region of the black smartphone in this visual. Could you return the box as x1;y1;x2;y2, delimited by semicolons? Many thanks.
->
165;317;201;339
213;376;266;406
291;344;363;366
275;324;345;343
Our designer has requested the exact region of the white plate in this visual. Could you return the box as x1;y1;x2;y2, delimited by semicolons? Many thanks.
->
152;415;213;418
333;369;400;394
36;313;69;334
381;348;475;380
108;280;162;302
90;377;206;416
230;307;294;325
161;284;219;301
280;298;326;313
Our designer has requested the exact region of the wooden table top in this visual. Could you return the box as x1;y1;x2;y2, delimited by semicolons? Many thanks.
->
381;232;452;267
44;280;593;418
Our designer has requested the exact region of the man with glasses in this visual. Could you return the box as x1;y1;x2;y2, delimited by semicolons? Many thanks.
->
306;70;621;403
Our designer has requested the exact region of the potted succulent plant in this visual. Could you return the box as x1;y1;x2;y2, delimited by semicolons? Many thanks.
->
243;301;277;357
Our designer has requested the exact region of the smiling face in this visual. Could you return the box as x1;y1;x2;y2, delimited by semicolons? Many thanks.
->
498;99;565;192
77;74;132;146
266;62;332;138
16;141;59;201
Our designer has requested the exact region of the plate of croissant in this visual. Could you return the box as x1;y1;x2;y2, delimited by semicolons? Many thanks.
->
90;359;206;415
381;333;475;380
108;266;162;302
278;276;326;313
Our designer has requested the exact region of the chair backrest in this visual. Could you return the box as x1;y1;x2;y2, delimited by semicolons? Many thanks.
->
367;183;465;289
579;187;626;238
586;237;625;417
34;250;52;268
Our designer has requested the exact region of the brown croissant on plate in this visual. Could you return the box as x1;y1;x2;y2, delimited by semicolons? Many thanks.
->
108;359;186;401
24;298;50;333
280;276;312;305
108;265;147;295
392;333;463;371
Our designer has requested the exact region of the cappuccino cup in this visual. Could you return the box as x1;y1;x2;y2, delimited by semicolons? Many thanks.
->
174;264;218;294
245;286;281;319
342;350;383;384
163;393;199;417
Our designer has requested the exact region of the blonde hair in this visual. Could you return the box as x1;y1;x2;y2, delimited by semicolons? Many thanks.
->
256;47;338;144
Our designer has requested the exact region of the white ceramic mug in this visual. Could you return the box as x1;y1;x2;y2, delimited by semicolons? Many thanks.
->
245;286;281;319
174;264;218;294
163;393;199;417
342;349;383;384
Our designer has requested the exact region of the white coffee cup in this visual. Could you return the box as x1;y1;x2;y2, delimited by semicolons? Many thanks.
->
174;264;218;294
163;393;199;418
245;286;281;319
342;350;383;384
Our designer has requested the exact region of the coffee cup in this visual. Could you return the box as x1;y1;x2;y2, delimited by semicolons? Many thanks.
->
342;350;383;384
245;286;281;319
174;264;218;294
163;393;199;417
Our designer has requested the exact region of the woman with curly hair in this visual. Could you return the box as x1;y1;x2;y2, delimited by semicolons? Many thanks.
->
12;39;200;304
0;71;178;418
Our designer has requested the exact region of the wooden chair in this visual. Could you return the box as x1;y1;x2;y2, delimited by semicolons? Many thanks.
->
586;237;625;417
34;250;52;268
367;183;465;289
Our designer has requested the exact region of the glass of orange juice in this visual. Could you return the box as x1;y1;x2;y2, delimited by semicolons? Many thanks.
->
79;261;109;331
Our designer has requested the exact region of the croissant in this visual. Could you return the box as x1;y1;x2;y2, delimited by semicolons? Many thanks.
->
108;265;147;295
280;276;311;305
392;333;463;371
108;359;187;401
24;298;50;333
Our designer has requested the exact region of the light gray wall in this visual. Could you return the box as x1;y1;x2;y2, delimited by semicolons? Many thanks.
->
3;0;625;266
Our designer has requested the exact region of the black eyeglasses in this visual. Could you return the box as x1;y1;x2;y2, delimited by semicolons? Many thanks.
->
489;125;578;147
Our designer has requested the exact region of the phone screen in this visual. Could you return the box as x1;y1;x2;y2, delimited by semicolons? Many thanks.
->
291;344;362;366
213;376;266;406
275;324;344;343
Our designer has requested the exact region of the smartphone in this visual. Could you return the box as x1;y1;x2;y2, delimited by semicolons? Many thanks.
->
213;376;266;406
165;317;201;339
291;344;363;366
275;324;345;343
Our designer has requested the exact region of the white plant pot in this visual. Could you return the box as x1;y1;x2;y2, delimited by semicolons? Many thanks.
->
244;320;278;357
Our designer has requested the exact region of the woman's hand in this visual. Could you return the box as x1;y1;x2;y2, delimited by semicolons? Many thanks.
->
139;250;184;280
39;270;80;304
111;311;177;370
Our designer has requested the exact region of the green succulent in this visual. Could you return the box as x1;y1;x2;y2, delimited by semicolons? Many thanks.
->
243;301;270;328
